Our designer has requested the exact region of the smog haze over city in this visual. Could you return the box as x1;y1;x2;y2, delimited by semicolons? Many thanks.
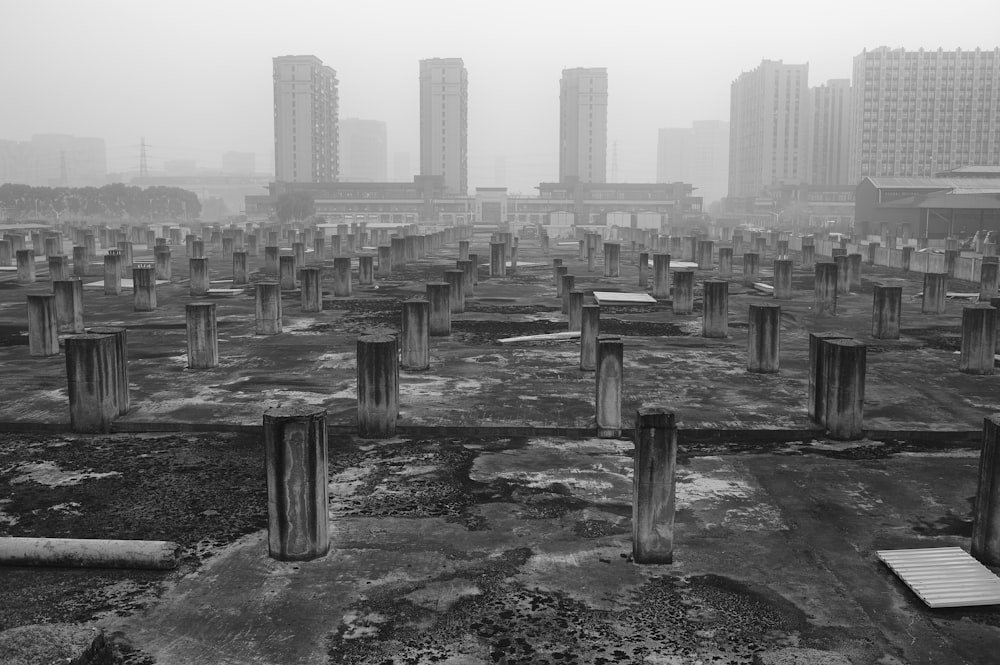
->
4;0;1000;193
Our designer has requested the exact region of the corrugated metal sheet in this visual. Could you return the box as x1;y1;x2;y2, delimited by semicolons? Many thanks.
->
876;547;1000;608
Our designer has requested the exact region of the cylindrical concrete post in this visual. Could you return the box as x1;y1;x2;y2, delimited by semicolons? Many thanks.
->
86;326;129;416
802;244;816;270
702;280;729;338
568;290;584;331
821;339;866;440
377;245;392;277
871;285;902;340
814;263;838;316
332;256;353;297
222;236;234;260
922;273;948;314
901;246;914;271
232;251;248;286
65;334;119;433
300;266;323;313
772;259;793;300
444;269;465;313
638;252;649;288
833;255;850;295
552;258;564;286
390;237;406;269
458;240;470;261
154;246;172;281
847;254;862;290
555;266;569;297
264;246;280;276
719;247;733;276
330;235;343;258
279;255;298;291
560;274;576;314
632;408;677;564
652;254;671;298
595;335;624;438
357;334;399;438
457;259;475;297
53;279;85;333
672;270;694;315
263;406;329;561
960;304;998;375
404;235;417;262
133;266;157;312
27;294;59;357
580;304;600;371
468;253;480;286
426;282;451;336
103;254;122;295
401;299;430;371
189;257;210;296
313;238;326;261
945;249;960;277
742;252;759;286
747;303;781;373
808;332;852;422
777;239;789;257
0;239;12;266
972;414;1000;565
247;234;259;257
696;240;714;270
292;242;305;271
185;302;219;369
358;255;374;285
604;242;621;277
72;245;89;277
255;282;282;335
489;242;506;278
980;262;999;301
16;249;35;284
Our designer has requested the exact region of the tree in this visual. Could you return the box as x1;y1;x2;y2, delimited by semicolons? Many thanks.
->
275;191;316;223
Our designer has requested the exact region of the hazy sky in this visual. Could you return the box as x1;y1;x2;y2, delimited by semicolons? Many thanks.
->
4;0;1000;193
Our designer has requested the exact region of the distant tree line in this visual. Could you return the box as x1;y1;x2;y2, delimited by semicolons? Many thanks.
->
0;183;202;222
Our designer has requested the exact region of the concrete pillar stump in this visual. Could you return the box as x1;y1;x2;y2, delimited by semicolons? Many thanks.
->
960;304;997;375
189;257;210;296
255;282;282;335
922;273;948;314
186;303;219;369
773;259;793;300
814;263;838;316
580;304;600;371
65;334;119;433
53;279;85;333
719;247;733;276
358;255;374;285
264;246;280;276
973;415;1000;565
401;299;430;370
445;270;465;313
300;266;323;312
357;334;399;438
742;252;759;286
821;339;867;440
747;303;781;373
652;254;671;298
279;255;297;291
568;290;584;331
672;270;694;315
426;282;451;336
632;408;677;564
16;249;35;284
702;280;728;338
596;336;624;438
980;262;999;301
604;242;621;277
489;242;506;278
871;285;902;340
232;251;248;286
27;294;59;357
808;332;852;422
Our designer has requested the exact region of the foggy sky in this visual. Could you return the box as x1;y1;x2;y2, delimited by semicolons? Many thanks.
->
4;0;1000;194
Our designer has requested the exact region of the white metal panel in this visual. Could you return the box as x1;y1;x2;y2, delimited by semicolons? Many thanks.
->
876;547;1000;608
592;292;657;305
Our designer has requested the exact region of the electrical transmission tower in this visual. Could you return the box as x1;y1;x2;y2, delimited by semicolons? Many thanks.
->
139;137;148;177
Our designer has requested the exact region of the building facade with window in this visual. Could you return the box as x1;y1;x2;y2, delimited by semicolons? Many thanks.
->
850;47;1000;183
559;67;608;184
808;79;852;186
273;54;339;183
419;58;468;196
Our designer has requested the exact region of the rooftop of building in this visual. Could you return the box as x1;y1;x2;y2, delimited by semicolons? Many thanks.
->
864;176;1000;190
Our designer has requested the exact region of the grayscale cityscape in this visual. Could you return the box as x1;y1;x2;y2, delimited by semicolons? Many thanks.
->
2;1;1000;664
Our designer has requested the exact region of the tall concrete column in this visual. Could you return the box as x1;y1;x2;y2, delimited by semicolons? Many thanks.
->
960;304;998;375
445;269;465;313
821;339;867;440
262;406;329;561
871;285;902;340
901;246;914;271
802;244;816;270
189;257;210;296
300;266;323;313
53;279;85;333
814;263;838;316
103;253;122;295
632;408;677;564
696;240;714;270
86;326;129;416
552;258;564;286
186;302;219;369
72;245;89;276
560;275;576;314
332;257;352;297
47;255;69;282
604;242;621;277
652;254;671;298
313;238;326;261
541;234;549;255
922;273;948;314
773;259;793;300
426;282;451;336
0;239;12;266
867;242;881;265
390;237;406;269
357;334;399;438
457;259;475;297
973;414;1000;565
672;270;694;314
255;282;282;335
358;255;374;285
279;255;297;290
458;240;470;261
580;304;600;371
638;252;650;288
404;235;417;262
596;335;624;438
292;242;306;271
568;290;584;331
718;247;733;276
468;253;479;286
777;239;789;257
264;246;279;276
27;294;59;357
980;262;999;301
247;234;259;257
377;245;392;278
222;236;235;260
16;249;35;284
742;252;759;286
945;249;960;277
489;242;506;278
401;299;430;370
702;280;728;338
154;246;172;281
232;251;248;286
747;303;781;373
65;333;119;433
808;332;852;422
555;266;569;297
847;253;862;290
834;255;850;295
133;266;157;312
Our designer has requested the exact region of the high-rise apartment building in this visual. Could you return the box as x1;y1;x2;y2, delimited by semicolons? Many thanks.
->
419;58;468;195
272;55;339;183
559;67;608;183
728;60;809;199
808;80;852;186
339;118;388;182
850;47;1000;182
656;120;729;205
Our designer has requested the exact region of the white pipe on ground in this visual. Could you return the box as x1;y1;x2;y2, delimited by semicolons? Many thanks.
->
0;537;181;569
